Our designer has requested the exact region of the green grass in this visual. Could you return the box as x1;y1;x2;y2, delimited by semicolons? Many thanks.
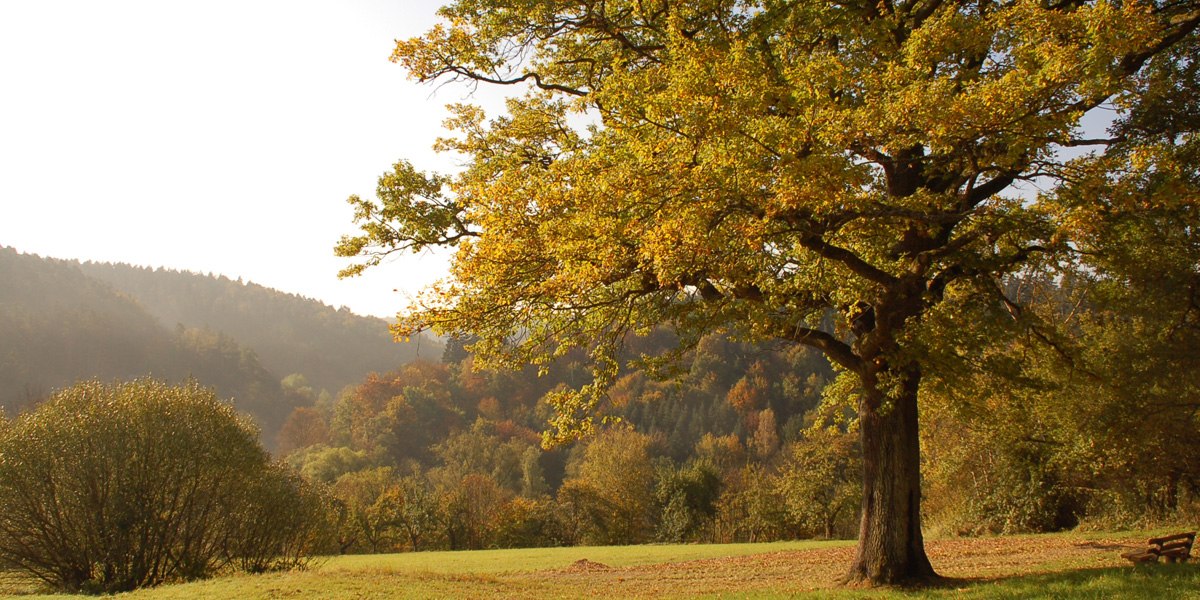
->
320;539;847;574
699;564;1200;599
952;565;1200;600
0;541;845;599
1;534;1197;599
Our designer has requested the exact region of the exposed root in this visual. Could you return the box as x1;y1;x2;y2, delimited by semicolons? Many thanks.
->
840;567;946;589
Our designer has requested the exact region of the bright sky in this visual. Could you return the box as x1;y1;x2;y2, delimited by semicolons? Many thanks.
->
0;2;1117;320
0;0;497;318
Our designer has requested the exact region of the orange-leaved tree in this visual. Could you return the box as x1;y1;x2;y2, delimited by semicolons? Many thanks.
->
338;0;1200;585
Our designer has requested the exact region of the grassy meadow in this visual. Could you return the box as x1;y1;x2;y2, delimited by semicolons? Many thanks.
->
3;531;1198;599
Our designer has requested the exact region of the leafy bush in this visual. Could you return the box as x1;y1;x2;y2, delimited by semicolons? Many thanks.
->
921;412;1080;536
224;464;335;573
0;379;329;593
654;460;721;543
775;429;861;540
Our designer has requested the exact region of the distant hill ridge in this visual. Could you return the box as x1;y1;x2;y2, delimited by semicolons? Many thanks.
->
0;247;436;439
76;260;436;394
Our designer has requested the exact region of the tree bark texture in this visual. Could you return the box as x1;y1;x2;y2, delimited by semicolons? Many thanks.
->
846;365;937;585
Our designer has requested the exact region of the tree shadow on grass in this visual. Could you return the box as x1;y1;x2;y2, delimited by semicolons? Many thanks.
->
905;563;1200;599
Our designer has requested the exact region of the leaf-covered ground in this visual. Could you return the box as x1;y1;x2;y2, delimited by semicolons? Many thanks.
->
519;533;1160;597
3;532;1198;599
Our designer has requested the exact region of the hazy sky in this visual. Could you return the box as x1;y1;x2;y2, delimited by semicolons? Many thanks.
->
0;2;1116;321
0;0;501;318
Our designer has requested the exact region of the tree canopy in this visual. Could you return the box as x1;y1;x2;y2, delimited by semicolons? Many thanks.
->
339;0;1200;585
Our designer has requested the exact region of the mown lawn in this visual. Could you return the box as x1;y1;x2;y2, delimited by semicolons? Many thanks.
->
2;532;1197;599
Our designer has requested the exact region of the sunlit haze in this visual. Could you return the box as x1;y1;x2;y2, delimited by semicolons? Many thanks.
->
0;0;494;318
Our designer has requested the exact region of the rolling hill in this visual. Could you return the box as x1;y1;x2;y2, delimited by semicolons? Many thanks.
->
0;247;435;440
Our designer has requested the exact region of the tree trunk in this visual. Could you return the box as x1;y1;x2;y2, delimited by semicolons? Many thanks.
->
845;365;937;585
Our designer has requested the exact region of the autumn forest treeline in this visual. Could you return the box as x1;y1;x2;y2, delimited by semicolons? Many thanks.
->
2;244;1198;555
283;263;1200;552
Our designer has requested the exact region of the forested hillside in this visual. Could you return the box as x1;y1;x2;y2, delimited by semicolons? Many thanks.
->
280;331;846;552
0;248;432;441
279;281;1200;555
0;248;177;411
78;261;435;394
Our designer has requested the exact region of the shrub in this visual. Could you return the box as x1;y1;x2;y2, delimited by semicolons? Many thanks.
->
775;429;861;539
492;496;557;548
224;463;336;573
654;461;721;543
0;379;328;593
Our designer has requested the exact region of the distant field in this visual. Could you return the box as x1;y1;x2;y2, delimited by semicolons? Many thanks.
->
3;532;1198;599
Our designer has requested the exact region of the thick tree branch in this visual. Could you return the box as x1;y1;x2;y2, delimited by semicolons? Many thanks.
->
1120;10;1200;74
962;171;1018;210
798;234;900;286
436;66;590;97
1062;137;1125;147
778;325;863;372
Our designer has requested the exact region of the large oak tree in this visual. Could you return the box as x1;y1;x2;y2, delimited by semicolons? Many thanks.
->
339;0;1199;585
